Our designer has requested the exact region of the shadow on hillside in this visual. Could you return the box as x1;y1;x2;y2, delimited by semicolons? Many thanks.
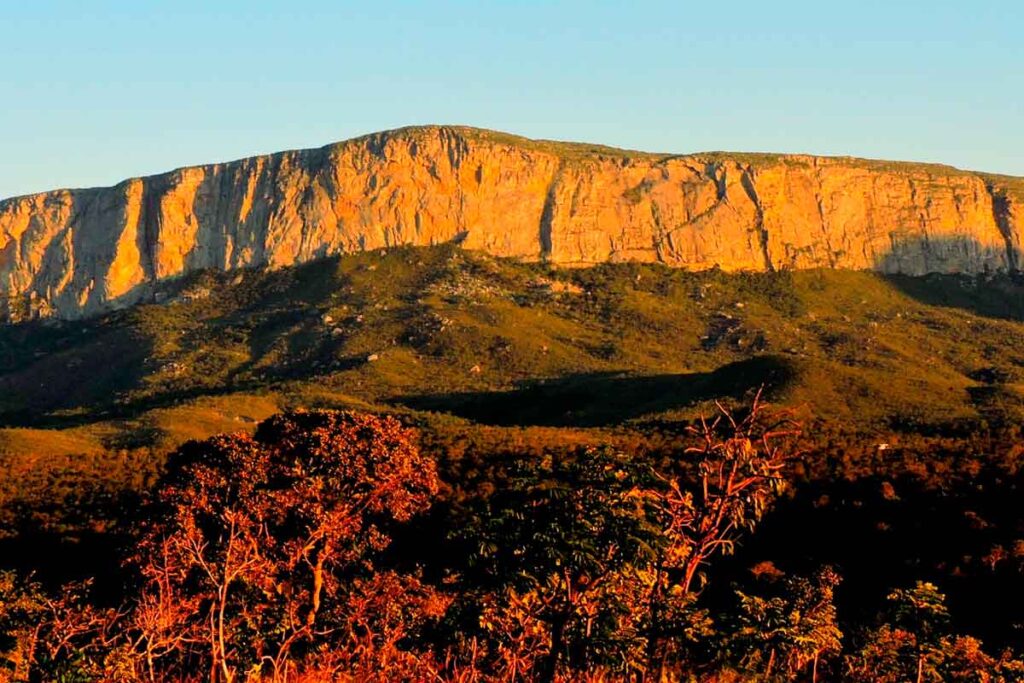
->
394;355;797;427
0;317;156;427
0;258;354;433
881;271;1024;321
0;248;467;435
875;235;1024;321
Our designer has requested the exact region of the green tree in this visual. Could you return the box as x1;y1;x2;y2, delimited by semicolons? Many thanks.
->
727;567;842;682
0;572;42;681
464;447;663;682
850;581;955;683
889;582;950;683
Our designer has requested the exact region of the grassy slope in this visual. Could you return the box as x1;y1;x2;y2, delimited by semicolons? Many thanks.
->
3;244;1024;457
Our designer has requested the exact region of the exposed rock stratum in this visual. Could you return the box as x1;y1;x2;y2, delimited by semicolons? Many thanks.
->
2;126;1022;319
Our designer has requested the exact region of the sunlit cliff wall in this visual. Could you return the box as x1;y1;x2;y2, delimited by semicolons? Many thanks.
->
1;126;1021;319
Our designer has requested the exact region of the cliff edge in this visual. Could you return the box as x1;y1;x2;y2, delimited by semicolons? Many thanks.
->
2;125;1022;319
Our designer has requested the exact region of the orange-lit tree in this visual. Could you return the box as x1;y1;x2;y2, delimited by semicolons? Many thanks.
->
671;394;800;595
643;394;800;675
126;410;440;682
727;567;843;682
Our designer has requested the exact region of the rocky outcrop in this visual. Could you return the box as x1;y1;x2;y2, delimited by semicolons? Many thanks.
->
2;126;1022;320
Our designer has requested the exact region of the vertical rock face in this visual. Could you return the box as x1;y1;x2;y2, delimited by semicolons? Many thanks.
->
1;125;1021;320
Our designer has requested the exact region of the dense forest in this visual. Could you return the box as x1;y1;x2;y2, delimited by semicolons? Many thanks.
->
1;401;1022;681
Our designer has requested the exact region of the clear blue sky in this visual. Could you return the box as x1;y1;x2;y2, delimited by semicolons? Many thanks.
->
2;1;1021;199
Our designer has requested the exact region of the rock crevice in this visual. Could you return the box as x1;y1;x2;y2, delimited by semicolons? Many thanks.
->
986;182;1020;272
739;166;773;272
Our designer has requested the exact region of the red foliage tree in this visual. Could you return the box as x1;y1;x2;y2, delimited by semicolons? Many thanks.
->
126;410;440;682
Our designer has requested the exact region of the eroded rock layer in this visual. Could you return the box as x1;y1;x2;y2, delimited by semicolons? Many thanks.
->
2;126;1022;319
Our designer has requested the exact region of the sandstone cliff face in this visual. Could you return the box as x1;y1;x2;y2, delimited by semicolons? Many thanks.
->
1;126;1021;320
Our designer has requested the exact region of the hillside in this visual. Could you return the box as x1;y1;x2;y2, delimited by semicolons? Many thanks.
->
4;245;1024;459
2;126;1024;320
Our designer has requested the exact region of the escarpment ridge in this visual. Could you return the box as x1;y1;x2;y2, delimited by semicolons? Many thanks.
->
2;125;1022;320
